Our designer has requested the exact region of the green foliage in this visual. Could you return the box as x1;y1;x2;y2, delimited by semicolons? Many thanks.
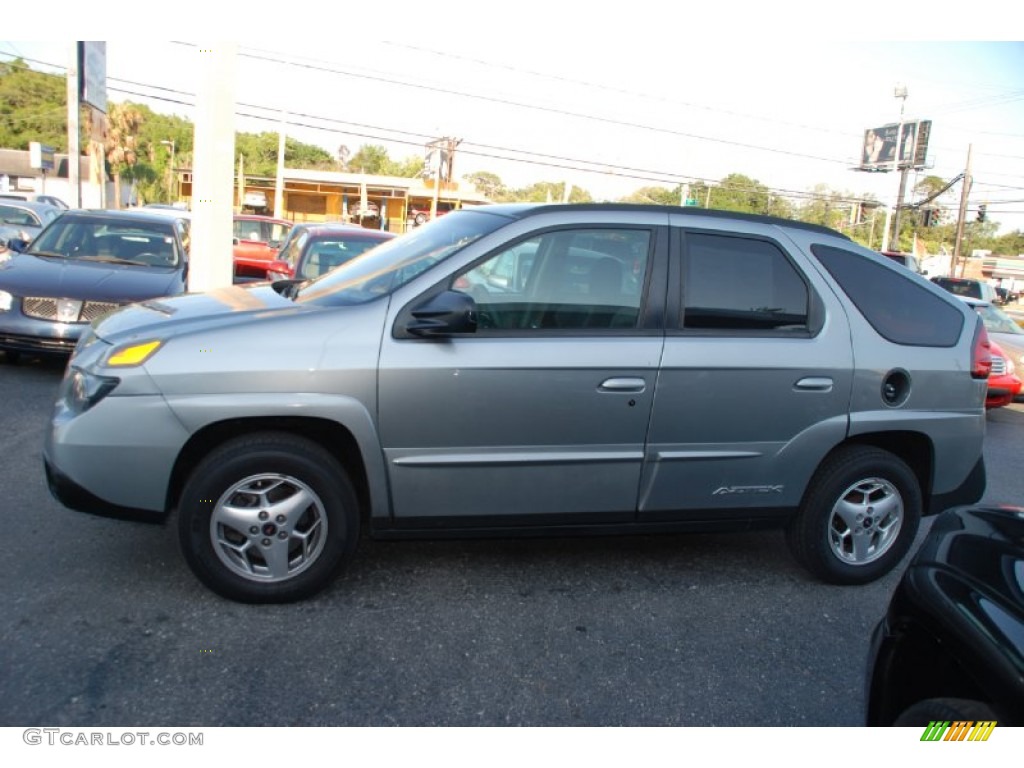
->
463;171;507;200
621;185;680;205
345;144;423;177
3;61;1019;252
501;181;593;203
0;58;69;151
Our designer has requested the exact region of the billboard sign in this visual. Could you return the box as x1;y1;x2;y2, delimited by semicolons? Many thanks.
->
29;142;56;172
860;119;931;171
78;41;107;113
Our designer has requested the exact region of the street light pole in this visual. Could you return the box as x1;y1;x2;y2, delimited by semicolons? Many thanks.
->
160;140;175;202
881;84;908;253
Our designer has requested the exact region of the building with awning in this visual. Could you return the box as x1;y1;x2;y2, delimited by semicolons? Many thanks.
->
174;167;491;233
982;256;1024;281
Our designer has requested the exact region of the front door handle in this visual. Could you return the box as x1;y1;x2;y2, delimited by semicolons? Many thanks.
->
600;377;646;393
795;376;833;392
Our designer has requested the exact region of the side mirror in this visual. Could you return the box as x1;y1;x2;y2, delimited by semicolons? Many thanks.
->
406;290;477;337
5;238;28;254
232;237;240;246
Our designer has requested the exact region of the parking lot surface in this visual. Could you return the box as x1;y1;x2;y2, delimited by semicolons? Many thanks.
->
2;357;1022;726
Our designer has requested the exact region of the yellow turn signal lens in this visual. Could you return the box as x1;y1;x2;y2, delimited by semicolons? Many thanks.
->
107;340;162;367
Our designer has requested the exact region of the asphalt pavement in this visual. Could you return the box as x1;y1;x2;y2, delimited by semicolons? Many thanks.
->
1;357;1021;727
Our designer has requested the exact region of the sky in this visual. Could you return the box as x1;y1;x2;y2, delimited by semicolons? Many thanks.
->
3;2;1023;235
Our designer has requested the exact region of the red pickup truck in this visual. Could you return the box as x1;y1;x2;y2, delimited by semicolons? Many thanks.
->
232;215;293;280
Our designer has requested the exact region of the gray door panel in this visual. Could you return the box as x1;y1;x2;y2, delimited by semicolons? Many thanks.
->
638;222;854;519
378;337;663;521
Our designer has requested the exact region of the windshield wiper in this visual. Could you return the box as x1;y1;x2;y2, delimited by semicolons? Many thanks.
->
77;255;146;266
27;250;69;259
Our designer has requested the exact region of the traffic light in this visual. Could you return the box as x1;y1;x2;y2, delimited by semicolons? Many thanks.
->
977;204;987;223
921;209;933;227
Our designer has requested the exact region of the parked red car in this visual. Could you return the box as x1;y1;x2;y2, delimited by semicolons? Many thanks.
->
408;202;456;226
232;215;293;280
265;223;395;281
986;339;1022;409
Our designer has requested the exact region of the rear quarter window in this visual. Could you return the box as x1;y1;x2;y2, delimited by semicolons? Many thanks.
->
812;244;963;347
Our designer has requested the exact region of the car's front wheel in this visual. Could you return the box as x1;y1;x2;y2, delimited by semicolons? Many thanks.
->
787;445;921;585
177;432;359;603
893;698;999;727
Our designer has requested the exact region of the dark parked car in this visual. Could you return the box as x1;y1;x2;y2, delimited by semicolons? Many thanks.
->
0;208;190;361
866;504;1024;727
880;251;923;274
265;223;395;281
932;275;999;303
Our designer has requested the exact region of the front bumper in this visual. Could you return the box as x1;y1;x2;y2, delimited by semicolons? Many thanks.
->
44;390;191;519
0;320;84;354
44;454;166;523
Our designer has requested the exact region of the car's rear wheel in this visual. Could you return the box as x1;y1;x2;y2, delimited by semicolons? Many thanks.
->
177;432;359;603
893;698;999;727
787;445;921;585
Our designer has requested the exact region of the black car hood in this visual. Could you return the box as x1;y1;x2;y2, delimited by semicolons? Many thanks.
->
904;505;1024;682
0;253;181;301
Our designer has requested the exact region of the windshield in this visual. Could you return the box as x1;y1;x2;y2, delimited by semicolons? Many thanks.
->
976;303;1024;335
295;210;509;306
28;215;182;267
296;235;391;280
0;204;42;228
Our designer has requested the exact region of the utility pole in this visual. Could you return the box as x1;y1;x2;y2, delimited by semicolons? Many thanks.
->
274;112;286;219
881;84;908;252
190;43;237;292
66;44;81;208
429;136;461;220
951;144;973;277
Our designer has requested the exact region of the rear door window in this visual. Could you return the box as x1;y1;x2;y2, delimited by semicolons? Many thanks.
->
679;233;810;333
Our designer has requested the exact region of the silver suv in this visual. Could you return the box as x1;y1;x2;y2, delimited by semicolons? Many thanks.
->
43;204;991;603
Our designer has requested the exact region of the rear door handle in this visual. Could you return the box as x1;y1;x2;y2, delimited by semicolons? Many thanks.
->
600;377;647;393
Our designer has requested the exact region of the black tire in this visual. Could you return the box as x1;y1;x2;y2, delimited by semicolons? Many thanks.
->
893;698;998;727
177;432;359;603
4;350;21;364
787;445;921;585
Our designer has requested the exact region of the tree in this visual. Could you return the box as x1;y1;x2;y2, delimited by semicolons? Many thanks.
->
463;171;507;200
797;184;856;232
0;58;67;151
711;173;791;216
103;103;144;209
621;185;679;205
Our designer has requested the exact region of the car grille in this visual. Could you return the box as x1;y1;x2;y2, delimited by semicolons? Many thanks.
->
991;355;1006;376
22;298;120;324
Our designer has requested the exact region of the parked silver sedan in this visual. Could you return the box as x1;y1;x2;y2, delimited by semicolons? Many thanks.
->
0;199;62;244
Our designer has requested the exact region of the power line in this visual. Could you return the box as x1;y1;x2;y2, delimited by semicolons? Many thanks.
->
4;51;1022;218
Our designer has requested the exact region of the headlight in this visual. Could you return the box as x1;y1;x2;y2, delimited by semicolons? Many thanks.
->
60;367;120;414
0;290;12;311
